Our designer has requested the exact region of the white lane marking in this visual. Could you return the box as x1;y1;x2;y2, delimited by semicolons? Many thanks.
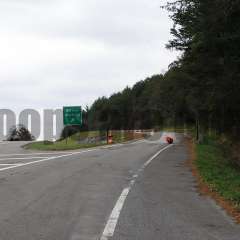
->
100;187;132;240
0;152;79;157
0;163;23;166
100;144;173;240
0;142;137;172
0;140;145;157
0;156;48;161
0;149;98;172
0;140;149;173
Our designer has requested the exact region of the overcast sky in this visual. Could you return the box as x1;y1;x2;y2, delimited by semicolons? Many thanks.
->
0;0;177;111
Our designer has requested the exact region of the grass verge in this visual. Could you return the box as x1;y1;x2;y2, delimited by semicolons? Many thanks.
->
24;139;105;151
189;136;240;222
24;130;145;151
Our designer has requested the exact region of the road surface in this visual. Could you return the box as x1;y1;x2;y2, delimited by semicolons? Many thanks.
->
0;133;239;240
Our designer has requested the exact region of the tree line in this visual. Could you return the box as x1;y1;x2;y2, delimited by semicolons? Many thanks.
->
83;0;240;139
85;72;193;131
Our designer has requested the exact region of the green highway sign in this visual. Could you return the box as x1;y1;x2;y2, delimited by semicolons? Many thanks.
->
63;106;82;126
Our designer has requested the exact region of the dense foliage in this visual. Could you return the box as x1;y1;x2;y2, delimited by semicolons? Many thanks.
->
7;124;35;141
85;0;240;138
86;73;192;131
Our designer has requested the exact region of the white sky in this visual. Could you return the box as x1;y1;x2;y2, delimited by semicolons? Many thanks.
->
0;0;177;111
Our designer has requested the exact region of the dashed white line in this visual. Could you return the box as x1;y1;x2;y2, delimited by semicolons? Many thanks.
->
0;138;172;239
100;187;132;240
132;174;138;179
100;145;172;239
100;144;173;240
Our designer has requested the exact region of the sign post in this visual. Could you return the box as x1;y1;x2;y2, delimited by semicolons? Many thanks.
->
63;106;82;144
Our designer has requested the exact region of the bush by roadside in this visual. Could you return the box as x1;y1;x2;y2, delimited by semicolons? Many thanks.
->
7;124;35;141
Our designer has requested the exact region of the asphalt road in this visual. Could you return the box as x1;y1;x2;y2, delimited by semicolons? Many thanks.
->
0;133;240;240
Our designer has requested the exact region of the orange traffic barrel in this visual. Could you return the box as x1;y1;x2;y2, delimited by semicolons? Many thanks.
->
108;135;113;144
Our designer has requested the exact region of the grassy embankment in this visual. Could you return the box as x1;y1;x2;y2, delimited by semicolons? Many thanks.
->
24;130;144;151
193;135;240;219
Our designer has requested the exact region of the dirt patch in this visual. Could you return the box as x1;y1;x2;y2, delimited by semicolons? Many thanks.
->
185;137;240;224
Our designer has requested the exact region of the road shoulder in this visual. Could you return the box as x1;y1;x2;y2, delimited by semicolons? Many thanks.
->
187;137;240;224
112;141;240;240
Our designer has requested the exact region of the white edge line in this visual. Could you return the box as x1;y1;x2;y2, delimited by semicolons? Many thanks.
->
100;144;173;240
0;152;82;157
0;157;49;161
0;145;122;157
0;163;23;166
0;141;144;173
0;139;146;157
0;149;98;172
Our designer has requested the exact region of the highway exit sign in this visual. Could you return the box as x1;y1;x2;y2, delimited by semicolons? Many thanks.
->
63;106;82;126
